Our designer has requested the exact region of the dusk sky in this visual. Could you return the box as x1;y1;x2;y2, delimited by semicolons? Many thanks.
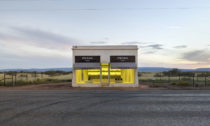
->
0;0;210;69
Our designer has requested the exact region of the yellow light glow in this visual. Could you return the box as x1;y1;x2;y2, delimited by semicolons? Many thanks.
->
75;69;100;84
75;63;135;84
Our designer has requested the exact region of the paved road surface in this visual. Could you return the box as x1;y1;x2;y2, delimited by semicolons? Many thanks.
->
1;90;210;126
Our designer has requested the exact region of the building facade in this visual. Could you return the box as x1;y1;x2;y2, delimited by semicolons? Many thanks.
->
72;45;138;87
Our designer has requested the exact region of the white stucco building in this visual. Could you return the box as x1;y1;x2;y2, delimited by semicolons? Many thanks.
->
72;45;138;87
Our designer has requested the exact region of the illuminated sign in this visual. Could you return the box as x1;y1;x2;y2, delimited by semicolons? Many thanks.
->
75;56;100;63
110;56;135;62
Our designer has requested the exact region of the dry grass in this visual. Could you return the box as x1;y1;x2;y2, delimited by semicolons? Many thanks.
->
0;73;72;86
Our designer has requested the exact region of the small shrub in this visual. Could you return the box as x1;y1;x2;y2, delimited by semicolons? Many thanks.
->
63;79;72;82
154;73;161;77
138;72;142;77
46;78;54;82
171;82;176;85
171;81;190;86
177;81;190;86
149;84;160;88
16;80;28;86
182;77;191;81
0;82;4;86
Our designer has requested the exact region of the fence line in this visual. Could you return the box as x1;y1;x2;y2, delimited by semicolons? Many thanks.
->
139;72;210;87
0;72;72;86
0;71;209;87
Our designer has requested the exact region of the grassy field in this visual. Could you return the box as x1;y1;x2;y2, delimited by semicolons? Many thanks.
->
139;72;210;87
0;72;72;86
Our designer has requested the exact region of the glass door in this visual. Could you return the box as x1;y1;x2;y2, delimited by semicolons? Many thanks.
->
101;63;110;85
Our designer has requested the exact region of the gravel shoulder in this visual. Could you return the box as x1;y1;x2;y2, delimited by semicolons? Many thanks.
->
0;82;150;91
1;82;210;91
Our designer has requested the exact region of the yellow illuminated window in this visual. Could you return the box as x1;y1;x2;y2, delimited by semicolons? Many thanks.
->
75;64;135;84
75;69;100;84
110;69;135;84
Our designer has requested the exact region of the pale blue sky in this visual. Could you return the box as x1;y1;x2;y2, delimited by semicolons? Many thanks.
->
0;0;210;69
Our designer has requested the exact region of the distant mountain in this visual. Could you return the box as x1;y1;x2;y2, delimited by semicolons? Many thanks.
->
0;67;209;72
138;67;210;72
0;68;72;72
138;67;172;72
195;68;210;72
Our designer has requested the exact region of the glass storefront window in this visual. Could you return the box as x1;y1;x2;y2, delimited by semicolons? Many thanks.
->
75;69;100;84
110;69;135;84
75;64;135;84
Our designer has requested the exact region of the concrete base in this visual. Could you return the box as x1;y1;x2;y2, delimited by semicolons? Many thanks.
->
72;83;139;87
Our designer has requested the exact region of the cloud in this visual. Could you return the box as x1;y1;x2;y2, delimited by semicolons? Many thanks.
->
121;41;157;47
181;50;210;63
10;26;80;49
174;45;187;49
142;51;156;54
0;26;80;68
146;44;163;50
121;41;142;45
139;43;164;55
89;41;107;44
0;26;84;59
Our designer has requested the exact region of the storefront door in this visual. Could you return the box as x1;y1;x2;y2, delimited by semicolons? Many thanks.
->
101;63;110;85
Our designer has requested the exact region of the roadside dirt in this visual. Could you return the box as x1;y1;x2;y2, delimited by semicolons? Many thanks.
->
0;82;72;91
0;82;210;90
0;82;152;91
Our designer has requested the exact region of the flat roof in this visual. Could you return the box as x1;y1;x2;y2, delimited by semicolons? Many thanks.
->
72;45;138;50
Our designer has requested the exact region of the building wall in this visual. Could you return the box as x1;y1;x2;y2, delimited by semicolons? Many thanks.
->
72;46;138;87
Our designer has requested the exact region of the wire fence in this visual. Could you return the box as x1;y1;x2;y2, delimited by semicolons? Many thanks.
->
1;71;210;88
139;72;210;87
0;72;72;86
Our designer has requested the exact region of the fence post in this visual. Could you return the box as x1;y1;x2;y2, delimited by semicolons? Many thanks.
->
168;73;171;82
160;72;162;81
196;73;198;82
205;73;207;87
12;74;14;86
4;72;5;86
26;73;28;82
192;74;195;87
41;73;43;78
35;72;37;79
15;73;17;85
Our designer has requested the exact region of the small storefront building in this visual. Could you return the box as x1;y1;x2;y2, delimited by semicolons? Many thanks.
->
72;45;138;87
